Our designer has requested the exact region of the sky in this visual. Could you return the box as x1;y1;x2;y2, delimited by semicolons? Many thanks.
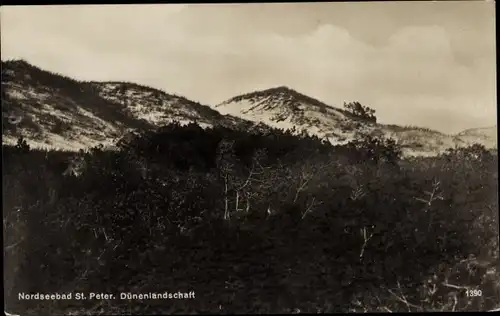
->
0;2;496;134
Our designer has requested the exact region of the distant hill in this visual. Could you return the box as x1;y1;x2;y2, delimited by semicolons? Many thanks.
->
1;60;258;151
215;86;497;157
2;60;496;156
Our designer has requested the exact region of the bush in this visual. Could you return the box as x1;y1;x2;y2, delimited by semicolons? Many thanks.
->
14;137;30;153
343;101;377;123
2;123;498;314
50;120;72;134
344;134;402;165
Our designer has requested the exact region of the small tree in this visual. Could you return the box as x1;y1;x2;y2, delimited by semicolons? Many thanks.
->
15;137;30;153
344;101;377;123
216;138;236;220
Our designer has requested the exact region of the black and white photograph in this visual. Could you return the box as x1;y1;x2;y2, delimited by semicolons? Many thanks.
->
2;1;499;314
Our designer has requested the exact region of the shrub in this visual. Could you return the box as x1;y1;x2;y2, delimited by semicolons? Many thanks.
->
14;137;30;153
2;123;498;314
50;120;72;134
343;101;377;123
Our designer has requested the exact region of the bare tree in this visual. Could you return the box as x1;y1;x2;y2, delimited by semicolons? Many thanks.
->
215;139;236;220
233;149;269;213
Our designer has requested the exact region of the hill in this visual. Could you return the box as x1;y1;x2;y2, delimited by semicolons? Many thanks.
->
1;60;259;151
215;86;497;157
2;60;496;156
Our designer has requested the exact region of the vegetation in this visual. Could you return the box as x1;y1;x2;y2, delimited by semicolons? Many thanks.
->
343;101;377;123
1;59;153;135
88;80;222;121
384;124;442;134
225;86;346;116
3;122;499;315
50;120;73;134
